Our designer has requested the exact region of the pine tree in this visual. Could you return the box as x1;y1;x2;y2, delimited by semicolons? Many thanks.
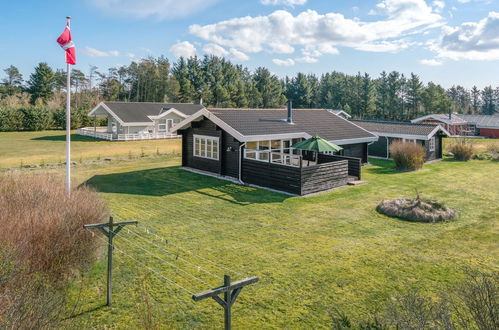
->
376;71;389;119
28;63;55;104
471;86;480;114
359;73;376;119
406;73;423;119
253;67;284;108
481;86;496;115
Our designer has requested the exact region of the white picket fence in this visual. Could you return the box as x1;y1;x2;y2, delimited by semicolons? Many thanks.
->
77;127;180;141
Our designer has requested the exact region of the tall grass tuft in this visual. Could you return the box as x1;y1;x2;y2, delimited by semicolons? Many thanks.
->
0;173;107;328
389;141;425;171
449;139;474;161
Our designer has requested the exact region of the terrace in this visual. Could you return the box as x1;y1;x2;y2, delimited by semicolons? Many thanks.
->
77;126;180;141
240;138;361;195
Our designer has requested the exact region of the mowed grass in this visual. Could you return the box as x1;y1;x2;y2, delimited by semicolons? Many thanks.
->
45;153;498;329
0;130;181;168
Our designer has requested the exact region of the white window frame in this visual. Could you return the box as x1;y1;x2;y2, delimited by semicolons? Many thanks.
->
243;139;301;167
428;137;435;152
193;135;219;160
403;138;416;144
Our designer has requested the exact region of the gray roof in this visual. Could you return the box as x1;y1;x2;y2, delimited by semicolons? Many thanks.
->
457;114;499;128
351;120;442;138
411;114;467;125
101;102;204;123
208;109;376;142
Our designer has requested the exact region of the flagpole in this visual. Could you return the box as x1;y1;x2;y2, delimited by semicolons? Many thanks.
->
65;16;71;196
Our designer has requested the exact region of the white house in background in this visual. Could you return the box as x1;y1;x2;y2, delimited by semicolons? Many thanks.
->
327;109;351;120
78;102;205;141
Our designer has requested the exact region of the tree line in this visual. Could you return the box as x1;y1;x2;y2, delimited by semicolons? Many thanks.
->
1;56;498;131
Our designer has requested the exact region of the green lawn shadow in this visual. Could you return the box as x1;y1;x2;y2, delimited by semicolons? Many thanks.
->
84;166;289;205
366;158;400;175
32;133;106;142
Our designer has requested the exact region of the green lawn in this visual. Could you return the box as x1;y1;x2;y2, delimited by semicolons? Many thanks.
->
0;130;181;168
45;154;498;329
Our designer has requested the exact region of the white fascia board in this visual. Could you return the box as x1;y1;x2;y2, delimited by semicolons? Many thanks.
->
430;125;451;138
331;136;378;145
370;132;428;140
122;122;154;127
243;132;311;142
89;102;126;126
148;108;189;120
171;108;247;142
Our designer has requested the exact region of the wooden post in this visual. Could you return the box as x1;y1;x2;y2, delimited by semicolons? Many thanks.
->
224;275;231;330
83;216;138;307
107;216;114;306
192;275;258;330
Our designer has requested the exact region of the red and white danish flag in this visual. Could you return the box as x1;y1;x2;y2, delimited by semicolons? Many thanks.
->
56;20;76;65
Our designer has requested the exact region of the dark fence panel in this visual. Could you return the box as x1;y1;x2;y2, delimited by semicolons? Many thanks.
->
318;154;362;179
242;159;301;195
300;160;348;195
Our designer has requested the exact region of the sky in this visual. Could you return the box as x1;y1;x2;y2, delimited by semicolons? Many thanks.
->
0;0;498;88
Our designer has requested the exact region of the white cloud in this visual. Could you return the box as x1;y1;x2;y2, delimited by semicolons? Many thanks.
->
203;43;229;57
230;48;250;61
272;58;295;66
420;58;443;66
127;53;136;59
295;56;318;63
83;47;120;57
431;11;499;60
189;0;442;61
170;41;197;58
87;0;219;20
261;0;307;6
432;0;445;13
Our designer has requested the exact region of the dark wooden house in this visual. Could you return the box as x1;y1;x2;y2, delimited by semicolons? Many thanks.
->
173;107;377;196
352;120;450;162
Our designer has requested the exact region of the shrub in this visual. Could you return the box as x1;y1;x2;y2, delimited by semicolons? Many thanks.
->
0;173;107;328
449;139;474;161
486;143;499;161
20;106;54;131
389;141;425;171
331;270;498;330
0;107;24;131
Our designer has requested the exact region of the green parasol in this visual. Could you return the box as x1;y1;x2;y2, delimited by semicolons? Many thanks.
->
291;136;343;153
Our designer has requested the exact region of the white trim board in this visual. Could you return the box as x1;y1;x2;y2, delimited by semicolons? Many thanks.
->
148;108;189;120
89;102;127;126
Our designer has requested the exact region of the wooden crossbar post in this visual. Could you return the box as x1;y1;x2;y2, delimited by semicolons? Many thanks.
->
83;216;138;307
192;275;259;330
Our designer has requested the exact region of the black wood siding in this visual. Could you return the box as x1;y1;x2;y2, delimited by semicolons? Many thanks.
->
368;137;389;158
366;135;443;162
422;135;442;161
341;143;368;163
221;131;241;178
180;119;222;175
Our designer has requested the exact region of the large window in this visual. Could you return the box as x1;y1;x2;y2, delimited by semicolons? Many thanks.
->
193;135;219;160
429;137;435;152
244;138;302;166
